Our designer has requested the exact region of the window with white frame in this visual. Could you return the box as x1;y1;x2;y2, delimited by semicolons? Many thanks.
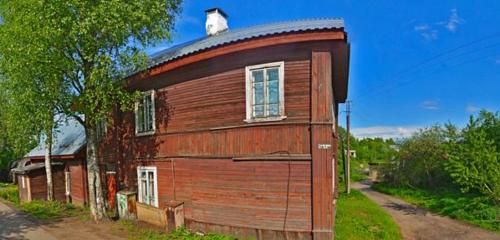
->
135;90;155;135
245;61;286;122
137;166;158;207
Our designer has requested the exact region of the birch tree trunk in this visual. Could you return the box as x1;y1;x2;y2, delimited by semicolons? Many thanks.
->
45;128;54;201
86;125;107;220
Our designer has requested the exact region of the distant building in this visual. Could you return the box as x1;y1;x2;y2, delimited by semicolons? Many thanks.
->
11;119;88;206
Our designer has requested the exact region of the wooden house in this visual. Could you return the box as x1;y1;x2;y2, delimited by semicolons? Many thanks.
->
100;8;349;240
12;119;89;206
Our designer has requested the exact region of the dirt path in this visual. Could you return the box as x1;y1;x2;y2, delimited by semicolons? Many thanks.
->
0;200;128;240
0;201;57;240
353;181;500;240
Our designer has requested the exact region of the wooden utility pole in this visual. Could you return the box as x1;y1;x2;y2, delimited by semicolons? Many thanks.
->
345;100;351;194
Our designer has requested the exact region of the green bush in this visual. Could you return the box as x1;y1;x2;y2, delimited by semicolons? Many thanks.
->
446;111;500;202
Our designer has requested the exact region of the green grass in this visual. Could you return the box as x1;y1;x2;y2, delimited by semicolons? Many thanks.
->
118;220;237;240
0;182;87;221
0;182;20;204
335;189;401;240
372;183;500;231
19;200;87;220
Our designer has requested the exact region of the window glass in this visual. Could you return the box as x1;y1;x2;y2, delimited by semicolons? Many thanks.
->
247;63;284;120
138;168;157;207
136;91;155;134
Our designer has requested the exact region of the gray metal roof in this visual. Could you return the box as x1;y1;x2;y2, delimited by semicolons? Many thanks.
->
148;18;344;69
11;161;64;174
25;118;86;158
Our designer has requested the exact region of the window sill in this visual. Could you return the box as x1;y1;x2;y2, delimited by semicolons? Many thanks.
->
135;130;156;137
244;116;287;123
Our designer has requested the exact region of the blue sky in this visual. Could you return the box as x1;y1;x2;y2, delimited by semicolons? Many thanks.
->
146;0;500;138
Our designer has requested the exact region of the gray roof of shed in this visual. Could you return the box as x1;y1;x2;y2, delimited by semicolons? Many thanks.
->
148;18;345;69
11;161;64;174
25;119;86;158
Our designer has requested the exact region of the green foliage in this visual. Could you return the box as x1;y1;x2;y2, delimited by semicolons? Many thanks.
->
446;111;500;202
385;126;451;187
373;183;500;231
0;183;19;204
335;189;401;240
337;126;396;184
118;221;236;240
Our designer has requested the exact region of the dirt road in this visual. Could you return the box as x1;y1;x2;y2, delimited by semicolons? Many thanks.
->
0;201;127;240
353;181;500;240
0;201;57;240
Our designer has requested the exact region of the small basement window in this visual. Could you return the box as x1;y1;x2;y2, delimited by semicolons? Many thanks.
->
245;61;286;122
135;90;155;136
137;166;158;207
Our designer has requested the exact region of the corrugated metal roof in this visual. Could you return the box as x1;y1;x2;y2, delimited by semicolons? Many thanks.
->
11;161;64;174
148;18;344;69
25;119;86;158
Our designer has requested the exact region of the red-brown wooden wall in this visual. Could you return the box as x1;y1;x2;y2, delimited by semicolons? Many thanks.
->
100;40;344;239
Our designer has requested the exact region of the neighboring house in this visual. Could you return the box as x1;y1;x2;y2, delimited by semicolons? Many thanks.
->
100;8;350;239
11;119;88;206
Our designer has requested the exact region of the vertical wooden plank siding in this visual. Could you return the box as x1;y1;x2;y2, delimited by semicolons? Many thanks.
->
310;51;334;240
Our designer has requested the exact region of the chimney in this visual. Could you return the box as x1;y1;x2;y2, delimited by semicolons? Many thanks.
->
205;8;228;36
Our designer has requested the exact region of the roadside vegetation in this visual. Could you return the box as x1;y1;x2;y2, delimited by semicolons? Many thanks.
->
376;110;499;231
0;182;87;221
372;183;499;231
335;189;401;240
334;128;402;239
118;221;236;240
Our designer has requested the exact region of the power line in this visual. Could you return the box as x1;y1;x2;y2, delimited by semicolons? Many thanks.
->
351;32;500;101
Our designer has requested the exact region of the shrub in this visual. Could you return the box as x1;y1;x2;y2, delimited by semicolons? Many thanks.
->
446;112;500;202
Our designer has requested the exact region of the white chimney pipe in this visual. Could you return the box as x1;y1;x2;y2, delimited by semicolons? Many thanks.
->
205;8;228;36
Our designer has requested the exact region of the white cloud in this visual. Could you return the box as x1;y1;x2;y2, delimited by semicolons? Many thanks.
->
414;24;429;31
466;104;481;113
443;8;465;32
414;24;438;41
414;8;464;41
421;100;439;110
351;126;421;139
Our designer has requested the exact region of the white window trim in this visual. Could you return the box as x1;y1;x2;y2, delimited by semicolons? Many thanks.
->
137;166;159;208
135;90;156;136
244;61;286;123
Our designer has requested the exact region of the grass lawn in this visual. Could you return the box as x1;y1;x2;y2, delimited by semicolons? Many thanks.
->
335;189;401;240
372;183;500;232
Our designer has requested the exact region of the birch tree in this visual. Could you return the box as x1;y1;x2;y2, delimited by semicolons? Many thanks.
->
0;19;68;201
0;0;181;220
